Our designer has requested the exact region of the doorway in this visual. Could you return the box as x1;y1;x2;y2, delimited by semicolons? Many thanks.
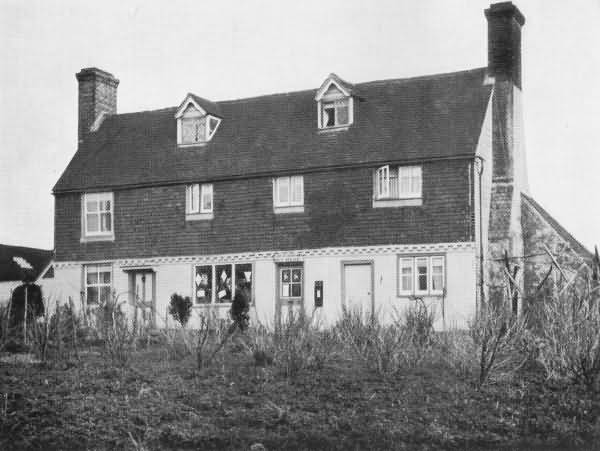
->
276;263;304;322
128;270;156;330
341;261;374;314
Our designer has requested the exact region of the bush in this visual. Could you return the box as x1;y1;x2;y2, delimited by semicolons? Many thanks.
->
168;293;192;328
537;279;600;390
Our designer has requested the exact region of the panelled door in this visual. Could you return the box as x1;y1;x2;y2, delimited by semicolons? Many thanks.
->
276;263;304;322
130;271;156;329
342;262;374;314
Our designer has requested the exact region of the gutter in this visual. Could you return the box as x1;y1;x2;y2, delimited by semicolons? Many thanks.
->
475;155;485;310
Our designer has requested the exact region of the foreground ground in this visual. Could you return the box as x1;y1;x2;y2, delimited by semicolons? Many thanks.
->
1;343;599;451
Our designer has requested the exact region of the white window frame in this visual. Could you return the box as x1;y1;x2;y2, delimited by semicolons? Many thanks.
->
273;175;304;208
320;98;351;129
315;78;354;130
85;264;112;305
176;99;221;146
82;192;114;239
279;265;303;299
397;255;445;297
186;183;213;219
375;165;422;201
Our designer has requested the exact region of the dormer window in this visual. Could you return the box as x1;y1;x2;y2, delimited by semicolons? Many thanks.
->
175;94;222;146
315;73;354;130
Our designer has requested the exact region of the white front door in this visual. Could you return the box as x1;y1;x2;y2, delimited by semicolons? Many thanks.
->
343;263;373;313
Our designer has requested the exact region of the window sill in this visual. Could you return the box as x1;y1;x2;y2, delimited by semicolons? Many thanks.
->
186;212;214;221
397;293;444;298
80;234;115;243
318;125;350;134
178;142;208;149
373;198;422;208
193;303;232;308
274;205;304;214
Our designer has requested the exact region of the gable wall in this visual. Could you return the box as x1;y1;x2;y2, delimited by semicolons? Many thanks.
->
55;159;474;261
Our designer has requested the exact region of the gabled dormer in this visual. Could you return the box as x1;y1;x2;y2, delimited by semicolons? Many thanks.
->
315;73;354;131
175;93;222;146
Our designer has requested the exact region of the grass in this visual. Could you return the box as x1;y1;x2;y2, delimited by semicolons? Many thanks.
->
1;329;599;451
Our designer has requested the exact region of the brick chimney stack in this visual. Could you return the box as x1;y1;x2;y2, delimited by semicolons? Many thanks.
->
76;67;119;143
485;2;525;89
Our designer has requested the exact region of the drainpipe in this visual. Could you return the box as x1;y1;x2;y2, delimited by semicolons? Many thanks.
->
475;156;486;312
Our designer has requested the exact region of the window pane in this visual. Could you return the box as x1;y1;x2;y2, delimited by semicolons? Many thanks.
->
100;213;111;232
100;287;112;304
416;258;428;292
324;106;335;127
277;177;289;204
100;270;111;284
282;283;290;297
235;263;252;304
86;200;98;213
291;283;301;297
195;265;212;304
432;257;444;291
201;184;213;212
87;287;98;304
215;264;232;303
86;270;98;285
195;119;206;141
400;259;413;292
291;176;303;204
182;118;196;143
100;199;111;212
86;214;99;232
209;117;219;134
281;269;290;283
292;268;302;283
336;103;349;125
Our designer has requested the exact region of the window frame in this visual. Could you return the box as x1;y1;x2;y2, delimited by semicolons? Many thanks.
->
279;265;303;299
186;183;213;219
375;165;422;201
397;255;446;297
84;264;112;306
193;262;254;306
273;175;304;209
82;192;114;240
176;100;221;147
316;79;354;131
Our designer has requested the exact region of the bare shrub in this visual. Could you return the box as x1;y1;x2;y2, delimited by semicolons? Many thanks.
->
98;293;136;366
435;329;477;379
270;311;334;377
537;278;600;390
469;303;528;386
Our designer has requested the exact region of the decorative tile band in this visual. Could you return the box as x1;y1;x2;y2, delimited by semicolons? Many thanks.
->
54;242;476;269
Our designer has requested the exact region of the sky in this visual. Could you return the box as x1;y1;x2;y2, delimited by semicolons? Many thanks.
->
0;0;598;252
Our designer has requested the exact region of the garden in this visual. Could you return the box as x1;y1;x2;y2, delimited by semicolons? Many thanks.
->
1;267;600;450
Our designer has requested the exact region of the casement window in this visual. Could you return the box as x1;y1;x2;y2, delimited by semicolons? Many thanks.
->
273;175;304;211
186;183;213;216
321;99;350;128
194;263;252;305
176;100;221;146
280;266;303;298
375;165;422;200
85;264;112;305
398;256;445;296
83;192;114;239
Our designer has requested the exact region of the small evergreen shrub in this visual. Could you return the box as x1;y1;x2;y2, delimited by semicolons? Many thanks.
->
168;293;192;328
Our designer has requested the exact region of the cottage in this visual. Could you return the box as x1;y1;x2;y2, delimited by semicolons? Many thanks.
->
51;2;592;328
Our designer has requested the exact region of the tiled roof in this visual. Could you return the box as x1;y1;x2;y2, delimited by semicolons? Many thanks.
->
0;244;53;282
521;193;593;261
53;67;492;193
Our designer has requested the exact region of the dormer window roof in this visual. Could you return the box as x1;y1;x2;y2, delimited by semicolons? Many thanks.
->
175;93;222;146
315;73;355;130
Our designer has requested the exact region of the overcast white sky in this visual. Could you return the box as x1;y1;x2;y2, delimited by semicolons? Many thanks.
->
0;0;598;252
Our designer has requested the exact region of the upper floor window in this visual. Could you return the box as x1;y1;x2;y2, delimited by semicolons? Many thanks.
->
398;255;444;297
315;74;354;130
375;165;422;200
186;183;213;219
273;175;304;212
83;192;114;239
175;94;222;146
